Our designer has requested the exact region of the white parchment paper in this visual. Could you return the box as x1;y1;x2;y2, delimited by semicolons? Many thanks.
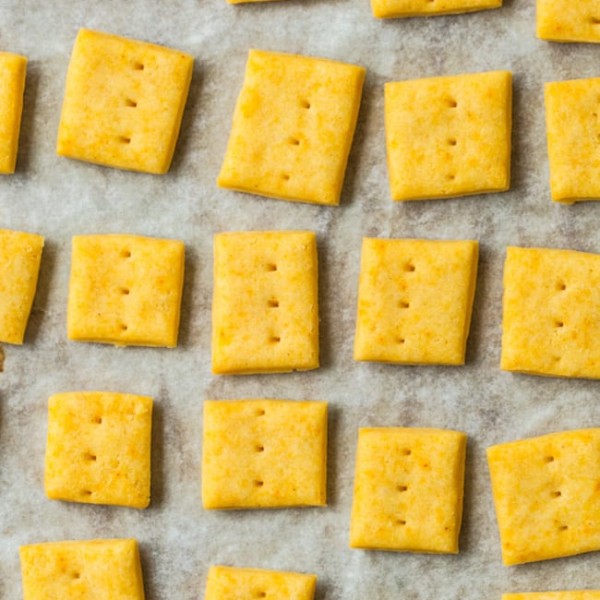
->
2;0;600;598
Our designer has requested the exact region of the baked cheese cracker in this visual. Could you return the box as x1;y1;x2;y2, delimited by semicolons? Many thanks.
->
20;539;145;600
385;71;512;201
217;49;365;206
488;429;600;565
205;566;317;600
501;246;600;379
545;78;600;203
0;52;26;173
537;0;600;43
350;428;467;553
372;0;501;19
67;234;185;347
45;391;153;509
202;399;327;509
212;231;319;374
354;238;478;365
0;228;44;345
57;29;193;174
505;593;600;600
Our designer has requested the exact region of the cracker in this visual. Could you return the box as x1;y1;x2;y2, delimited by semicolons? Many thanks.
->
501;246;600;379
67;234;185;347
0;52;27;174
212;231;319;374
57;29;193;174
217;49;365;206
372;0;501;19
20;539;145;600
354;238;478;365
202;399;327;509
45;391;153;509
488;429;600;565
350;427;467;553
0;228;44;345
385;71;512;201
545;78;600;203
505;593;600;600
537;0;600;43
205;566;317;600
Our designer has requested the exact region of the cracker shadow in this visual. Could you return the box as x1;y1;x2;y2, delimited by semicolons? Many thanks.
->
150;399;165;509
464;243;490;366
510;72;528;194
178;246;199;349
25;238;57;344
458;437;476;553
15;59;40;174
326;403;339;507
317;236;332;370
138;542;159;600
314;577;331;600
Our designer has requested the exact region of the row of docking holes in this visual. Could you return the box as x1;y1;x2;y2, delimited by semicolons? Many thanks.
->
252;406;267;489
265;261;282;343
116;61;145;144
542;454;568;527
278;98;311;182
442;97;459;183
396;262;416;345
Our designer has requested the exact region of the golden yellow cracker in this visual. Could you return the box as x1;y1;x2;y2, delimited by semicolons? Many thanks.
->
350;427;467;553
20;539;145;600
217;49;365;206
501;246;600;379
0;52;26;174
505;593;600;600
212;231;319;374
354;238;478;365
202;399;327;509
0;228;44;345
488;429;600;565
67;234;185;348
537;0;600;43
57;29;193;174
385;71;512;201
205;566;317;600
45;391;152;509
372;0;501;19
544;78;600;203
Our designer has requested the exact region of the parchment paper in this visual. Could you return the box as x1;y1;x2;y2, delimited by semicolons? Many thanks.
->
2;0;600;598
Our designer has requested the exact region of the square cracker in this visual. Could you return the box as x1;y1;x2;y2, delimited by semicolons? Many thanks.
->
202;399;327;509
350;427;467;553
217;49;365;206
0;52;27;174
385;71;512;201
20;539;145;600
505;594;600;600
545;78;600;203
354;238;478;365
212;231;319;374
537;0;600;43
57;29;193;174
205;566;317;600
67;234;185;348
0;228;44;345
501;246;600;379
45;391;153;509
372;0;501;19
487;429;600;565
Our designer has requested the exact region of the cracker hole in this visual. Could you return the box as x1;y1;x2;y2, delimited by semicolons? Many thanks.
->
92;416;102;424
120;324;128;332
81;490;92;497
544;455;555;463
404;262;416;272
266;263;277;272
256;408;266;417
133;61;145;70
254;480;264;487
267;299;279;308
397;485;408;492
402;449;412;456
83;452;97;462
71;572;81;579
556;281;567;291
446;174;456;181
125;98;138;108
559;524;569;531
555;320;564;328
281;173;290;181
270;336;281;343
118;135;131;144
399;300;410;309
121;250;132;258
300;99;311;109
255;592;267;599
447;138;457;146
120;287;130;295
396;519;407;526
255;444;265;453
397;337;405;344
591;17;600;24
288;137;300;146
551;491;562;498
446;98;458;108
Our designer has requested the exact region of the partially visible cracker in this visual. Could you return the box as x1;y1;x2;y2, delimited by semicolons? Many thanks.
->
0;52;27;174
57;29;193;174
488;429;600;565
218;49;365;206
501;246;600;379
537;0;600;43
372;0;501;19
385;71;512;201
0;228;44;345
205;566;317;600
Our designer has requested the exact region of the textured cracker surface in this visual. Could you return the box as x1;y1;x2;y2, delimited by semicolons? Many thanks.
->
20;539;145;600
354;238;478;365
385;71;512;201
67;234;185;347
202;399;327;508
501;246;600;379
218;50;365;206
57;29;193;174
212;231;319;373
350;427;467;553
0;52;26;174
537;0;600;43
488;429;600;565
371;0;501;19
45;391;153;509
